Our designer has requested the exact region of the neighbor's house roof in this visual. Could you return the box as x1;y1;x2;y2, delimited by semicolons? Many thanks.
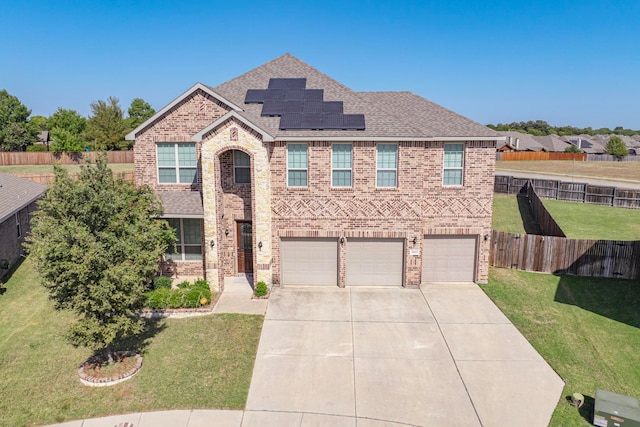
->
0;173;46;224
496;131;545;151
532;135;572;152
559;135;606;154
127;53;500;142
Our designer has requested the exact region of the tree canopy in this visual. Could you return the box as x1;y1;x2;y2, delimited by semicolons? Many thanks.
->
83;97;129;150
27;156;174;355
486;120;640;137
0;89;38;151
48;108;87;152
606;135;629;158
127;98;155;130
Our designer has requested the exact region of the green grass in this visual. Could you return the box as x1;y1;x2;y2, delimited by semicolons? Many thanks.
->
0;258;263;427
0;163;133;175
543;198;640;240
492;193;542;234
482;267;640;426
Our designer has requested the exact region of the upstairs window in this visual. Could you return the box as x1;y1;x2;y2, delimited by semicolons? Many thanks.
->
376;144;397;187
443;143;464;186
287;144;308;187
157;143;197;184
166;218;203;261
332;144;352;187
233;150;251;184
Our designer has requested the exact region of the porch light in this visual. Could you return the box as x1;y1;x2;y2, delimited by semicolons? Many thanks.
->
258;241;263;250
340;237;345;244
225;229;229;236
412;237;417;245
210;240;215;248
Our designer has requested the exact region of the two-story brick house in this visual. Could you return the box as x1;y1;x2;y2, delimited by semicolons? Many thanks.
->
126;54;499;291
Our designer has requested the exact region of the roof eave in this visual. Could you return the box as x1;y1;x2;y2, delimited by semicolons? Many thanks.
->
0;192;45;224
125;83;245;141
191;111;275;142
273;136;504;142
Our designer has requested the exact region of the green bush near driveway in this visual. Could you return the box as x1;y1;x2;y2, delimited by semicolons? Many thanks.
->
145;277;213;309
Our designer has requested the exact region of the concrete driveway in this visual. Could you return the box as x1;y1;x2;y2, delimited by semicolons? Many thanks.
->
245;284;564;426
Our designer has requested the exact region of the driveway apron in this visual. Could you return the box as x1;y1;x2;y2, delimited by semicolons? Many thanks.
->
245;284;564;427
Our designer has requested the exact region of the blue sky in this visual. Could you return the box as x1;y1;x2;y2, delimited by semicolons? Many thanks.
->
1;0;638;129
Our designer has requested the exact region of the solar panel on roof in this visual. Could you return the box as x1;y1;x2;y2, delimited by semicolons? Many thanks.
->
302;102;324;113
342;114;365;130
244;89;267;103
282;101;304;113
284;89;305;101
304;89;324;102
279;113;303;129
323;101;343;113
265;89;285;101
302;113;323;129
323;113;344;129
261;101;283;116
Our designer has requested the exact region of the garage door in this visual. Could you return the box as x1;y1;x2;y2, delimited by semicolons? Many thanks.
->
346;239;404;286
422;236;477;282
280;238;338;286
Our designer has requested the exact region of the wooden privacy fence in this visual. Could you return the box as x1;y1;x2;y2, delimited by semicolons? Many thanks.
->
16;172;135;185
497;152;587;161
495;175;640;209
0;151;133;166
526;182;565;237
490;230;640;279
588;154;640;162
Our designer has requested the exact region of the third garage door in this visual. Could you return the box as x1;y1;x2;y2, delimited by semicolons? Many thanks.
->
280;238;338;286
422;236;477;282
346;238;404;286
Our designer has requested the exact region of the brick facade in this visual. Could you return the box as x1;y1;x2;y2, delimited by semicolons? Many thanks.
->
0;203;36;281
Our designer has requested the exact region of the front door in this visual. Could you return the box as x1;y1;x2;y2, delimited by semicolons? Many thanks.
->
236;221;253;273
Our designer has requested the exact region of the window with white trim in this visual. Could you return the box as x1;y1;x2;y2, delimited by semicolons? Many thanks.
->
157;143;197;184
332;144;352;187
287;143;308;187
376;144;397;187
166;218;203;261
233;150;250;184
443;143;464;186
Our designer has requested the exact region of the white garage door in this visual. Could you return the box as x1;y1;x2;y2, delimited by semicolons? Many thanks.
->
422;236;477;282
280;238;338;286
346;239;404;286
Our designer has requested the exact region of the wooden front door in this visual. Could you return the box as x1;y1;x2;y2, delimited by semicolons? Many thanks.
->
236;221;253;273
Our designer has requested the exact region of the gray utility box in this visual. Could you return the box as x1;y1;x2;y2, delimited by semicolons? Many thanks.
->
594;389;640;427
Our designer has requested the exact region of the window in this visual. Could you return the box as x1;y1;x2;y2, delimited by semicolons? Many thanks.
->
443;143;464;186
376;144;397;187
287;144;308;187
331;144;352;187
157;143;197;184
166;218;203;261
15;213;21;239
233;150;250;184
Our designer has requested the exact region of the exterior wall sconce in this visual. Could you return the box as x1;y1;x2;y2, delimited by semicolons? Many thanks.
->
412;237;417;245
210;240;215;248
258;241;263;250
225;229;229;236
484;234;489;241
340;237;345;244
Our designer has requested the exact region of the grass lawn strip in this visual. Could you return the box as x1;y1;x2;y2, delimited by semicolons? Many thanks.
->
482;267;640;427
0;257;262;427
496;160;640;183
0;163;134;176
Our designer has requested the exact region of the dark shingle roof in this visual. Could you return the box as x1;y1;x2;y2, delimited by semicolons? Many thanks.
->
157;191;203;218
0;173;46;224
212;54;498;139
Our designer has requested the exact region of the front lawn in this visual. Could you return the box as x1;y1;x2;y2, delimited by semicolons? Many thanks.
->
482;267;640;427
0;258;262;427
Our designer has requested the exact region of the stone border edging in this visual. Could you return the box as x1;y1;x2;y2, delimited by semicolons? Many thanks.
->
78;351;143;387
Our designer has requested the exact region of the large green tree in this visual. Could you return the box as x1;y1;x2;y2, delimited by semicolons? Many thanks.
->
0;89;38;150
127;98;155;130
27;156;174;359
48;108;87;152
83;97;129;150
606;135;629;159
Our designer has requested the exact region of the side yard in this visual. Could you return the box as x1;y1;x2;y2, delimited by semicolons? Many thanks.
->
0;258;262;427
496;160;640;183
483;267;640;427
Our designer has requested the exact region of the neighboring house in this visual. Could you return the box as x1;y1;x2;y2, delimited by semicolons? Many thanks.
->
126;54;500;290
0;173;46;280
560;135;606;154
532;134;572;152
496;131;545;151
37;131;50;149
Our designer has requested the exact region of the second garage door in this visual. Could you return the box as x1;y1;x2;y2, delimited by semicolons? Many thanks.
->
346;238;404;286
280;238;338;286
422;235;477;282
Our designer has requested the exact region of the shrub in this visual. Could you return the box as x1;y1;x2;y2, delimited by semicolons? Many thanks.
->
176;280;190;289
146;287;172;309
145;279;211;309
254;281;268;298
26;144;47;152
153;276;173;290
